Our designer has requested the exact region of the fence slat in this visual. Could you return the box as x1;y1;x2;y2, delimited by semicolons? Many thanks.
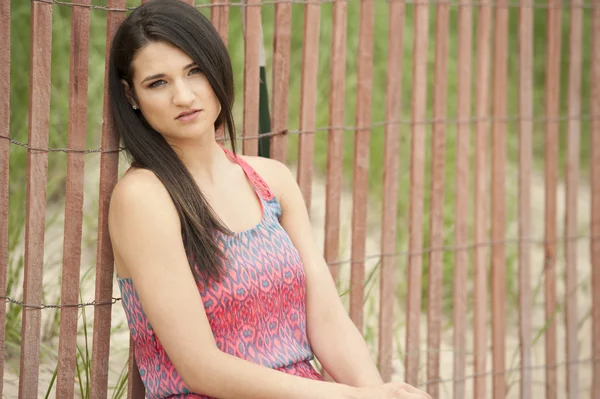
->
454;1;471;397
518;0;534;397
127;336;145;399
269;1;291;163
378;0;404;383
296;1;320;211
0;0;10;396
426;0;449;395
349;0;374;331
473;2;492;397
242;0;261;156
592;1;600;397
405;0;429;386
17;2;52;397
56;1;91;397
91;2;126;398
564;1;582;396
211;0;229;46
211;0;229;142
324;0;347;282
545;0;562;397
491;0;508;396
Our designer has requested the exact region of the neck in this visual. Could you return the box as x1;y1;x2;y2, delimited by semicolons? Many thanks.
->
168;134;231;185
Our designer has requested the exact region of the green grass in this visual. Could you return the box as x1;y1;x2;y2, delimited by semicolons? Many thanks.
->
41;289;129;399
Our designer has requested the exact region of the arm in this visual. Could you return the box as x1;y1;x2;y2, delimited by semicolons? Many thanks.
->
271;162;384;387
108;170;357;399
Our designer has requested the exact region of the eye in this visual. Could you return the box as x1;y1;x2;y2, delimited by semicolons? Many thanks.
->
189;67;202;75
148;80;166;88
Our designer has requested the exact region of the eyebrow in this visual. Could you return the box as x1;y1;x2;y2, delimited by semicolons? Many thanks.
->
140;62;197;85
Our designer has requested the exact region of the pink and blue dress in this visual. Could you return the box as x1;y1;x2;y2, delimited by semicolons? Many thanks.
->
117;148;324;398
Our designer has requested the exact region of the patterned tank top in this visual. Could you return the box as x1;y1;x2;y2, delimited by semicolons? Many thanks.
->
117;147;324;398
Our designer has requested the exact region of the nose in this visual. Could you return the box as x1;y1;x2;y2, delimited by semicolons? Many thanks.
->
172;80;195;106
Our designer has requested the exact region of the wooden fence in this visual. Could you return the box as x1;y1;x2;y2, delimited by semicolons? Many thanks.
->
1;0;599;398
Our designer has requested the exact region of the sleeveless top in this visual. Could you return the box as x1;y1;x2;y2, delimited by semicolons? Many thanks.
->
117;147;324;399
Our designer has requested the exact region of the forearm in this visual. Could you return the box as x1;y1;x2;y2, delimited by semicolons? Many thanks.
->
189;349;356;399
310;315;384;387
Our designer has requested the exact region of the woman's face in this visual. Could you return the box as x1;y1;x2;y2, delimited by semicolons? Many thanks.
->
126;41;222;145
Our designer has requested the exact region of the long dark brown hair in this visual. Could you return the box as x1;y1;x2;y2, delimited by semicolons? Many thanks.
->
108;0;236;280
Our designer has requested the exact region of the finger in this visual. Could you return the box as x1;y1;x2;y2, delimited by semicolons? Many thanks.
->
400;383;432;399
400;393;428;399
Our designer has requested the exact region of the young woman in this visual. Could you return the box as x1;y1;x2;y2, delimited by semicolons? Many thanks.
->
108;1;431;398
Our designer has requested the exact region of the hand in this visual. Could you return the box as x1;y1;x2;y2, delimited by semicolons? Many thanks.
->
353;382;432;399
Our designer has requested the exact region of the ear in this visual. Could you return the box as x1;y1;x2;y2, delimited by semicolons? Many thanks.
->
121;79;139;109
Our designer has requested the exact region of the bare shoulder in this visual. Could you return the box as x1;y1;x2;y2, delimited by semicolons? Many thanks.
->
239;155;295;199
110;168;173;212
109;167;180;239
109;168;182;278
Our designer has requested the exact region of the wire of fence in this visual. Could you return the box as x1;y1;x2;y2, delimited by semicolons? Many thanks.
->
1;234;596;309
31;0;600;11
2;113;596;154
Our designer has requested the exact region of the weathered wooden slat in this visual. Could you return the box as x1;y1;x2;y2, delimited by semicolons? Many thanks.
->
378;0;404;383
592;2;600;397
128;5;151;399
17;2;52;397
127;337;145;399
491;0;509;396
91;2;126;398
405;0;429;386
349;0;375;332
210;0;228;147
426;0;449;395
0;0;10;396
473;2;492;397
454;1;472;397
211;0;229;143
518;0;534;397
564;0;582;396
545;0;562;397
56;1;91;397
242;0;261;156
296;1;320;212
211;0;229;46
270;1;291;163
324;0;347;282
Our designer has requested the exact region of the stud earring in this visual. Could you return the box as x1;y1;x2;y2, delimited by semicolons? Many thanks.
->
132;104;139;110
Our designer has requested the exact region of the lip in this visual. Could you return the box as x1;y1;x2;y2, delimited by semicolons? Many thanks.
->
176;109;202;121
